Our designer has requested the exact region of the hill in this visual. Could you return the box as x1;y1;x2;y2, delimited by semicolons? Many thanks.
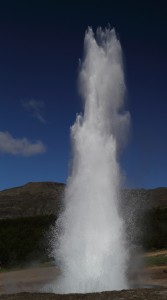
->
0;182;64;219
0;182;166;267
0;182;166;219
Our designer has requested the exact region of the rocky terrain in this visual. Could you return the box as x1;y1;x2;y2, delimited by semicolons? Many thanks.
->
0;182;166;219
0;289;167;300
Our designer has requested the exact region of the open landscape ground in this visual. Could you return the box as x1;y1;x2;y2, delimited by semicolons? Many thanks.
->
0;288;167;300
1;264;167;295
0;250;167;298
0;184;166;299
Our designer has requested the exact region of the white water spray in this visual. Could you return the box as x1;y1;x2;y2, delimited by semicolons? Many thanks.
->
52;27;130;293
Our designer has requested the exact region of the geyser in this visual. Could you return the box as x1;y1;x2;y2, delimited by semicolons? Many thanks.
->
52;27;130;293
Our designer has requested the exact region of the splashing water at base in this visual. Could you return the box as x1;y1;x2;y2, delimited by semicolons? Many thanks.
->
51;27;130;293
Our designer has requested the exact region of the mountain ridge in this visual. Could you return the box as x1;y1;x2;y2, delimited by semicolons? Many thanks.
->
0;181;166;219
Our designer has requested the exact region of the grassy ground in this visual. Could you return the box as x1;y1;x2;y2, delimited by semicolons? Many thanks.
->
0;261;55;273
144;250;167;267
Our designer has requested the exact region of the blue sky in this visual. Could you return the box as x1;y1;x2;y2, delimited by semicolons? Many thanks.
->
0;0;167;190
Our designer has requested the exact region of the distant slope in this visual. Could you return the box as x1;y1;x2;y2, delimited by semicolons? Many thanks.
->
0;182;64;219
0;182;166;219
122;187;167;211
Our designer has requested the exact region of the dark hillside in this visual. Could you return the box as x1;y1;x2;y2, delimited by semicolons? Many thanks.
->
0;182;64;219
0;182;166;219
0;183;166;268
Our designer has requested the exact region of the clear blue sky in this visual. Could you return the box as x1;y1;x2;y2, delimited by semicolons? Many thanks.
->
0;0;166;190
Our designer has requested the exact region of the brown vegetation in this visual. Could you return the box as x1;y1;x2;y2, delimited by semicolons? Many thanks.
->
0;182;166;219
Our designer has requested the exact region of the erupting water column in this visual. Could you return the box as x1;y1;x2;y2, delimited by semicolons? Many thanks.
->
52;27;130;293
